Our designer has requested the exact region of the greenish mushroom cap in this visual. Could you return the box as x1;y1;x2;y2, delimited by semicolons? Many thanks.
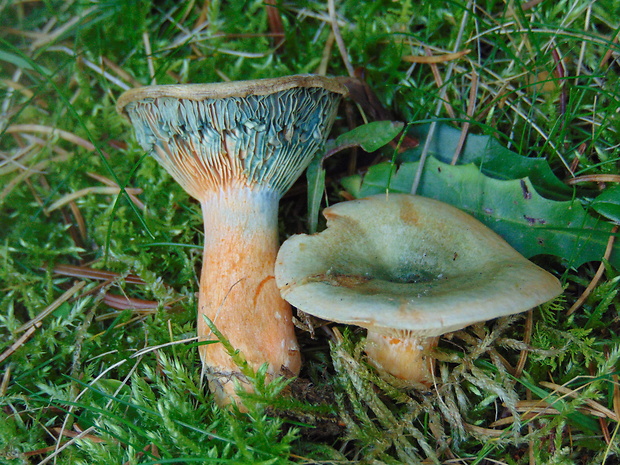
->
275;194;563;337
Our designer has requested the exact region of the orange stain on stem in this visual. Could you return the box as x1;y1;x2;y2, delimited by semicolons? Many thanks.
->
254;275;276;308
197;188;300;405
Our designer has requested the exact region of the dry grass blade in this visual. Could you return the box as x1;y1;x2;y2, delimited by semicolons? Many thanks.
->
46;186;143;212
425;46;456;119
23;443;69;458
1;153;71;202
15;281;86;333
0;143;39;175
490;399;613;428
317;31;336;76
567;174;620;185
540;381;619;422
45;45;133;90
567;225;618;316
100;56;143;88
53;264;147;285
514;310;534;378
0;324;40;364
328;0;355;77
86;171;146;209
463;422;504;437
1;79;35;99
142;31;156;85
451;69;479;165
599;30;620;70
51;427;106;443
67;199;88;243
30;6;98;49
102;294;162;311
0;365;10;395
131;337;199;359
5;124;108;155
402;49;471;64
264;0;285;51
38;427;98;465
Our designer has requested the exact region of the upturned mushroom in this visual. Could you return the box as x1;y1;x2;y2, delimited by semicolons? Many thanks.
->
117;75;346;405
275;194;562;384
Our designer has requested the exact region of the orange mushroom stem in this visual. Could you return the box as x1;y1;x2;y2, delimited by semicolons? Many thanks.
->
117;76;346;405
197;187;299;402
364;332;439;384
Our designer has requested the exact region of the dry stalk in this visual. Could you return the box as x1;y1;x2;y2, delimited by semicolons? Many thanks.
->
53;264;147;284
410;0;473;195
5;124;108;155
514;310;534;378
451;69;479;165
540;381;619;422
402;49;472;64
16;281;86;333
327;0;355;77
567;225;618;316
0;324;40;364
567;175;620;185
46;186;143;212
1;153;70;202
86;171;145;209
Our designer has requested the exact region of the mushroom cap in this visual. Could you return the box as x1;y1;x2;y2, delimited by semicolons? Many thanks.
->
275;194;563;337
117;75;347;199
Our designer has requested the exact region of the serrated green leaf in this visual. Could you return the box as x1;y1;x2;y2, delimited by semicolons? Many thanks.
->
341;157;617;268
591;185;620;224
398;123;573;199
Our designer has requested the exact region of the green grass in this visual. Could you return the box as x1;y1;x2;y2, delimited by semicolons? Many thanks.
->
1;0;620;463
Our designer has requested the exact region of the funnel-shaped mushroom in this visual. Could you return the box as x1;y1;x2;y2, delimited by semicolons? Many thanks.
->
275;194;562;384
117;75;346;404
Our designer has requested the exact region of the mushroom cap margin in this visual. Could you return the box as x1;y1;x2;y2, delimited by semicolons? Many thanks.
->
117;74;348;117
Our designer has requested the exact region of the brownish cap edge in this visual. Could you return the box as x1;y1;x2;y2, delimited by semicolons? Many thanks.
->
116;74;348;117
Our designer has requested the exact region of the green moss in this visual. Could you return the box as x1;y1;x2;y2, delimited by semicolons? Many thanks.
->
1;0;619;462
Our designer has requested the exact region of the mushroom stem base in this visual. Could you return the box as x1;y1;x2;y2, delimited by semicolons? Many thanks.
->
364;332;439;385
197;187;301;406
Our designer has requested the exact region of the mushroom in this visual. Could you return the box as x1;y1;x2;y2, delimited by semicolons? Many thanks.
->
117;75;347;405
275;193;562;384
